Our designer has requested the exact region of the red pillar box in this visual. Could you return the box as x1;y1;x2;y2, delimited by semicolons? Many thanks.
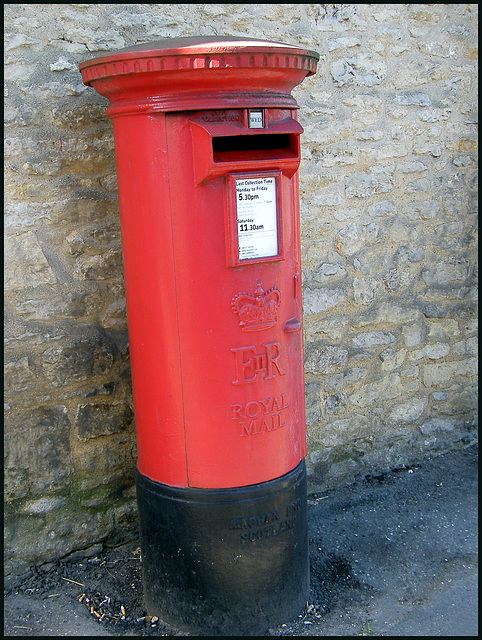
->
80;37;318;636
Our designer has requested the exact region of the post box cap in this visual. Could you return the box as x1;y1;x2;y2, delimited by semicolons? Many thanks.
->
80;35;319;71
79;36;319;112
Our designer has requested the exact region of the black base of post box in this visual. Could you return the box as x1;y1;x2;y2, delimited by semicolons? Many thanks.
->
135;460;309;636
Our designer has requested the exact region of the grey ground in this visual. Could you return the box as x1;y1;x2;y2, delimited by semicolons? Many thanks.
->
4;443;478;636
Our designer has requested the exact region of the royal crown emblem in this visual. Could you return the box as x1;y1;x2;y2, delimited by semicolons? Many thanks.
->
232;280;281;331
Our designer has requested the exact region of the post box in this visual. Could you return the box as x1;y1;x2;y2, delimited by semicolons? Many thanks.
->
80;36;318;636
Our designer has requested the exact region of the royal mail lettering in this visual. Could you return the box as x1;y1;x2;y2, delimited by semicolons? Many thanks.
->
231;394;288;420
231;393;289;436
231;341;287;385
239;412;286;436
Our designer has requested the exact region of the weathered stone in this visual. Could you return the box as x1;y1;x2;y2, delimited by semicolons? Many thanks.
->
419;417;459;435
345;171;393;199
76;402;134;440
100;299;128;331
304;315;348;342
41;335;115;387
4;406;72;499
422;358;478;387
394;93;432;107
403;199;440;220
305;382;322;426
418;41;457;58
452;336;478;356
313;262;346;282
422;304;448;319
305;344;349;376
402;325;422;347
302;287;347;315
4;356;37;393
351;331;396;348
422;258;470;285
60;543;104;563
353;276;378;304
331;54;387;86
432;384;477;415
354;303;422;327
387;398;428;424
410;343;450;361
50;56;76;72
349;374;418;408
379;347;407;372
312;414;373;450
334;221;379;256
427;319;460;339
66;231;85;255
22;497;66;514
74;438;136;490
324;368;368;392
368;199;396;216
15;290;88;320
4;232;57;290
73;249;123;281
383;268;414;292
324;393;347;415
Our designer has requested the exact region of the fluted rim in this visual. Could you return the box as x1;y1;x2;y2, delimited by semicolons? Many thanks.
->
79;36;319;85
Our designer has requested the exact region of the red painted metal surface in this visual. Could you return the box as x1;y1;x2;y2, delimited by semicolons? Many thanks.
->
80;37;319;489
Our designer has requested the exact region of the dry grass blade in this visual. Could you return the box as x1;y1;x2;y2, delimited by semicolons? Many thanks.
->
61;577;85;587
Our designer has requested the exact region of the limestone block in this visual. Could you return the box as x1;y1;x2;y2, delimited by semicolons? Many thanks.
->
348;374;416;408
345;170;393;199
394;93;432;107
41;331;115;387
76;402;134;440
422;358;478;387
453;336;478;356
313;414;372;448
4;356;37;393
73;249;122;281
334;221;379;256
387;398;428;424
313;262;346;283
379;347;407;372
303;315;348;342
354;303;422;327
419;417;459;435
4;232;57;290
351;331;396;348
302;287;347;315
410;343;450;361
305;382;322;426
4;406;72;499
422;258;470;285
304;344;349;375
323;392;347;415
402;326;423;347
353;276;379;304
331;54;387;86
22;497;66;514
324;368;368;392
15;291;87;321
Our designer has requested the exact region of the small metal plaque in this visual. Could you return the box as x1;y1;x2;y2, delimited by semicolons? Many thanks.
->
248;110;264;129
235;176;278;260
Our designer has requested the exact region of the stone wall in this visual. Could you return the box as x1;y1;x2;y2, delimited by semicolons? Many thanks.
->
4;4;478;574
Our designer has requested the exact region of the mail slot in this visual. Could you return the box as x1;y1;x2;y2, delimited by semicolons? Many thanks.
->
80;36;319;636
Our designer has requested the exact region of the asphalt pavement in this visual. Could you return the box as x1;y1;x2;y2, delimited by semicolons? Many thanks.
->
299;442;478;637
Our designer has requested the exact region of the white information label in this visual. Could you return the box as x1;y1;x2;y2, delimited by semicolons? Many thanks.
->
235;177;278;260
248;110;264;129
